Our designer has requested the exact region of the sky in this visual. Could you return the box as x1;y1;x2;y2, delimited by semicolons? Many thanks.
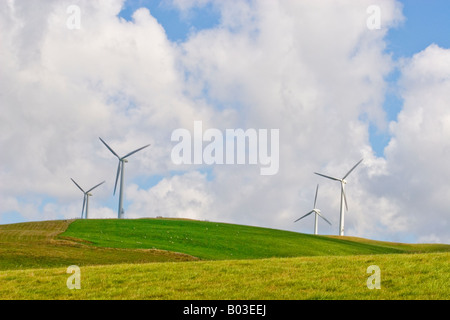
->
1;0;450;244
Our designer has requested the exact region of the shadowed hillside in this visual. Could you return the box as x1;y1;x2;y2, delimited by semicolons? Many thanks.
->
0;220;197;270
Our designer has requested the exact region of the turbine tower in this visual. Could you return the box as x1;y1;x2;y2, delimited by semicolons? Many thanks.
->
70;178;105;219
99;137;150;219
314;159;363;236
294;184;331;235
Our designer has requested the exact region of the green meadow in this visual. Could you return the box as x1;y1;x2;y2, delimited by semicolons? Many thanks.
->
60;218;415;260
0;218;449;299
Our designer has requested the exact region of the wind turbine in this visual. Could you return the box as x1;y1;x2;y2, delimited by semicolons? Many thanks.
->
294;184;331;235
99;137;150;219
70;178;105;219
314;159;363;236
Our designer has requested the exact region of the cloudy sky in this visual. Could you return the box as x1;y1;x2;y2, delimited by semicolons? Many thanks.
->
1;0;449;244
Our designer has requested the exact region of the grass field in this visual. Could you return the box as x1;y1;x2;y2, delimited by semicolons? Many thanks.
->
1;252;448;299
60;218;448;260
0;220;197;271
0;218;449;300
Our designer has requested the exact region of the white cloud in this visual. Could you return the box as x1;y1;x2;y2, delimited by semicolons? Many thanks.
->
0;0;201;222
1;0;448;244
382;44;450;243
126;171;215;220
177;0;407;236
168;0;212;12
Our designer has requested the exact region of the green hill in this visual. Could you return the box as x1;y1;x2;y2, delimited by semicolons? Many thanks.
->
0;220;197;271
1;218;449;300
60;218;449;260
1;218;448;271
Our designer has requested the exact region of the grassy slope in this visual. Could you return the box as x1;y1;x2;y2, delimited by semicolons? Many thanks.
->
0;220;197;271
2;219;448;272
1;219;449;300
327;235;450;253
1;252;449;299
61;218;449;260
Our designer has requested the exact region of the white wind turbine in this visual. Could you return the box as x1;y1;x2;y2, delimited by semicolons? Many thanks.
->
70;178;105;219
314;159;363;236
294;184;331;235
99;137;150;219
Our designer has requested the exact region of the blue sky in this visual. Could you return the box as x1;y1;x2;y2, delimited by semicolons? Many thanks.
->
118;0;221;42
372;0;450;156
117;0;450;157
385;0;450;60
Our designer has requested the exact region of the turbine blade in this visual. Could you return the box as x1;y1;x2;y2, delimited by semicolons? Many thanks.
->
71;178;85;193
343;158;363;179
294;211;314;223
122;144;151;160
313;184;319;208
81;195;86;219
99;137;120;159
317;211;332;226
87;180;106;193
342;184;348;211
113;161;121;195
314;172;341;182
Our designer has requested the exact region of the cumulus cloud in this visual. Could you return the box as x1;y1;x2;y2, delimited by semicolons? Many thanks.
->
0;0;205;220
126;171;215;220
0;0;448;243
176;0;406;234
381;44;450;243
